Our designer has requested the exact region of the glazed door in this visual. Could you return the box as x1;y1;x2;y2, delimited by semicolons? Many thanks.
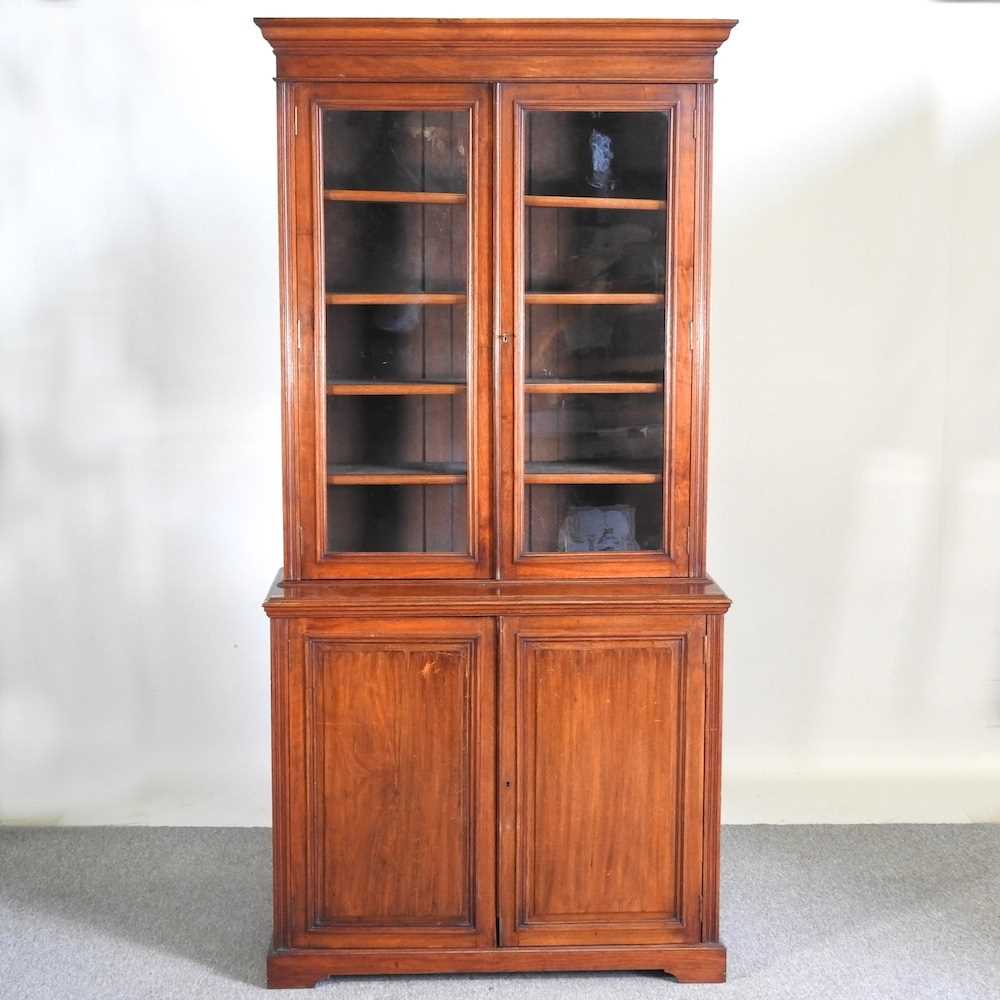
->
499;614;706;945
288;82;493;579
498;84;697;578
285;617;496;948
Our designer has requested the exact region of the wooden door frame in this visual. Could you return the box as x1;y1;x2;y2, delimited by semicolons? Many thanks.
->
498;613;707;946
282;81;494;580
496;82;698;579
279;615;497;949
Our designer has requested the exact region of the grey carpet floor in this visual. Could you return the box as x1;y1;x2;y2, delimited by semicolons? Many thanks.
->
0;826;998;999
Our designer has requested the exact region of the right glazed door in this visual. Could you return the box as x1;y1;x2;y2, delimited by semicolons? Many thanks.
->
498;84;698;578
499;614;707;946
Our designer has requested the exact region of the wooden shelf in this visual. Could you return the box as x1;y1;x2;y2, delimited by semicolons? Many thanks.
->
326;293;466;306
325;189;466;205
328;463;468;486
524;461;662;485
525;380;662;395
524;194;666;212
524;293;664;306
328;381;466;396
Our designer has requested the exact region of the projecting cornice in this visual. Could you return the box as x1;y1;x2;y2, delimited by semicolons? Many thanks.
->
255;18;738;83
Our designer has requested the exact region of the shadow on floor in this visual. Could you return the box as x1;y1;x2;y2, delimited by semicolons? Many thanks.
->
0;826;271;987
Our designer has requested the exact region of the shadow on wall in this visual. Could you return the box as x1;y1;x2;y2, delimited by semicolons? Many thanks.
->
0;8;278;823
711;94;1000;810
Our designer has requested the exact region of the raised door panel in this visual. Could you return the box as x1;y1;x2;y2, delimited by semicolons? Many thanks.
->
286;617;495;948
499;614;705;946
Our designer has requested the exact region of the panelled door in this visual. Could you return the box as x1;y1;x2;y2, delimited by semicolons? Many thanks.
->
288;82;494;579
284;617;496;949
497;83;698;579
499;614;707;946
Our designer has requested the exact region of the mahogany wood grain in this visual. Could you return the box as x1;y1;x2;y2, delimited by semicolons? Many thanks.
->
523;292;665;305
264;570;733;619
291;81;493;580
523;461;662;485
324;293;467;305
524;380;662;395
326;381;466;396
702;612;726;941
267;943;726;986
324;189;466;205
281;616;495;950
499;82;696;580
258;18;734;988
326;465;467;486
255;19;737;85
499;615;706;947
523;195;667;211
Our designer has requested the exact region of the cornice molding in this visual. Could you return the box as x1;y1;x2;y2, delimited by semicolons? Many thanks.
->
255;18;739;55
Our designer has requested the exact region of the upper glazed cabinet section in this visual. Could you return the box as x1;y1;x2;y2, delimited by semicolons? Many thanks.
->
255;19;737;83
258;21;735;581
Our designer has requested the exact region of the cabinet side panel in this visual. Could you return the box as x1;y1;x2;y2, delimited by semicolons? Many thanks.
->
276;82;301;579
701;612;724;940
271;617;293;948
689;83;713;576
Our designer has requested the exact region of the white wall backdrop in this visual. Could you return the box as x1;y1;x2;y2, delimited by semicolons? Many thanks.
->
1;0;998;825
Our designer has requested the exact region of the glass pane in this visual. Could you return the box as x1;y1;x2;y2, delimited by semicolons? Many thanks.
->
324;201;466;294
526;304;664;381
524;111;668;200
521;109;670;555
526;207;665;293
327;396;466;469
326;305;466;383
526;484;663;553
322;109;470;555
328;486;467;553
526;394;663;470
323;111;467;193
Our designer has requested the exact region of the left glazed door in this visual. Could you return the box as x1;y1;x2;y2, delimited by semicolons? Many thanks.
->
283;616;497;949
286;83;493;579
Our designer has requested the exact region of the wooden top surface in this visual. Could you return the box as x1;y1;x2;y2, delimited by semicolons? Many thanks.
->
264;570;731;616
255;19;737;82
255;18;738;47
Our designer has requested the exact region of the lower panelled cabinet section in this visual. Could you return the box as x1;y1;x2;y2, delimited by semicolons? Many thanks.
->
269;613;724;988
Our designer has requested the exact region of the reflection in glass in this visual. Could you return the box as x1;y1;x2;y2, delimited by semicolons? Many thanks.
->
524;111;668;201
526;394;662;467
526;304;664;381
323;111;467;193
526;207;664;293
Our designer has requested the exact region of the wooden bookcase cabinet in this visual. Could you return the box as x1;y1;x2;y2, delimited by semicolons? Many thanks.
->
258;19;735;988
